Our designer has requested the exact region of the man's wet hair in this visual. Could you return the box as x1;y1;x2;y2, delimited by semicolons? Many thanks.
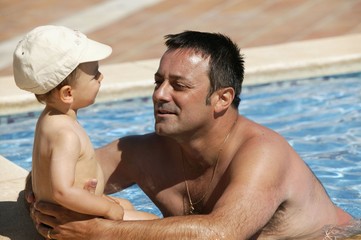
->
164;30;244;108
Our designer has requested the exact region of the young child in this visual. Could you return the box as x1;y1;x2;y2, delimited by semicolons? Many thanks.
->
13;25;158;222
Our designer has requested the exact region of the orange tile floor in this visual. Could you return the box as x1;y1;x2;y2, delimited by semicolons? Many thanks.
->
0;0;360;77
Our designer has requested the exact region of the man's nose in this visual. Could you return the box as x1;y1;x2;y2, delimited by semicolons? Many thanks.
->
153;81;172;102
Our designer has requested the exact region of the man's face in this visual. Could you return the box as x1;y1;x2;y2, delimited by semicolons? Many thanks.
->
152;48;214;139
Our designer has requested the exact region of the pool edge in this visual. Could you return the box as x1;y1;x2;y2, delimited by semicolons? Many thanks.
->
1;33;361;115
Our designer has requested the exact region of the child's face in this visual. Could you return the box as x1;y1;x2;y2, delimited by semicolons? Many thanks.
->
71;61;103;108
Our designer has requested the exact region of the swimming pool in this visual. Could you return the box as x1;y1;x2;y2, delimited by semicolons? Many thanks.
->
0;72;360;219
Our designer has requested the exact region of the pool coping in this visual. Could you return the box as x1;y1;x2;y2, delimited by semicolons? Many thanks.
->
1;33;361;116
1;34;361;239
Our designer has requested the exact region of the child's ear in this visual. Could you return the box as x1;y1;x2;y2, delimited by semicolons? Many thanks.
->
59;85;73;104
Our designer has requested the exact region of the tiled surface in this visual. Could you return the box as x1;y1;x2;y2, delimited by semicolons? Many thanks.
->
0;0;104;41
0;0;361;77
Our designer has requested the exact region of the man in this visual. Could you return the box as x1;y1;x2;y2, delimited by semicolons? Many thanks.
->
30;31;353;239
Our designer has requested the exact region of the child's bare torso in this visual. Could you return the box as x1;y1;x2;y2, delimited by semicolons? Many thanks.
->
32;111;105;202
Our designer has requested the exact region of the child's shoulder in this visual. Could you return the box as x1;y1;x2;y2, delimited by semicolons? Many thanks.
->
37;112;79;134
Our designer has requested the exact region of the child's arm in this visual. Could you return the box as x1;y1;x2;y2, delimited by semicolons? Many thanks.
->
48;129;124;220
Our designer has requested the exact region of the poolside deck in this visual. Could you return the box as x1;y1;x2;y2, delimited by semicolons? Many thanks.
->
1;0;361;115
1;0;361;77
1;1;361;239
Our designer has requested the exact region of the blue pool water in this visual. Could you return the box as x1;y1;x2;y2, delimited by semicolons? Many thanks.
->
0;72;360;219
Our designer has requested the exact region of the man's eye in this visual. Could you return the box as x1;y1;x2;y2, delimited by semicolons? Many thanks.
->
175;83;187;90
154;80;162;88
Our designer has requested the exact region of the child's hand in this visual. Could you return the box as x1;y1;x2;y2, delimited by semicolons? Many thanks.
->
105;201;124;220
104;195;135;210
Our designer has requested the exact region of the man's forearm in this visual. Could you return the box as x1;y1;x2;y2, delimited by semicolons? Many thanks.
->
93;215;226;240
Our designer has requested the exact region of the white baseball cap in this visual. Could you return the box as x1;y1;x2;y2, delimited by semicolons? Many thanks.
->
13;25;112;94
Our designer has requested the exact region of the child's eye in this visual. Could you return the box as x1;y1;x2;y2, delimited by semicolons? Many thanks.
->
94;71;101;80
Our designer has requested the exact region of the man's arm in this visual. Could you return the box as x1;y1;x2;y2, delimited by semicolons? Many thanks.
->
95;137;135;194
35;175;281;240
34;135;289;240
34;203;232;240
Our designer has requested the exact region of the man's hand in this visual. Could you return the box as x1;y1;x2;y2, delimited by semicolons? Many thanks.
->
33;201;98;240
24;172;35;212
26;175;103;239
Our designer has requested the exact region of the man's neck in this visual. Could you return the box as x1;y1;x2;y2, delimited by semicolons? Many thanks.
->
180;113;239;171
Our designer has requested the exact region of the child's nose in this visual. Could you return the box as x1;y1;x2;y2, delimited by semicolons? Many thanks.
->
98;72;104;82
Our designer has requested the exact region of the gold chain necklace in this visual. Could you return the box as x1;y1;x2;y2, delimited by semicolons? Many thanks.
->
182;118;238;215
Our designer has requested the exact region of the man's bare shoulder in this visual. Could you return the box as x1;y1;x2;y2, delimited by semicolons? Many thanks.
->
237;116;290;152
115;133;181;188
95;133;169;166
228;117;342;238
120;133;177;151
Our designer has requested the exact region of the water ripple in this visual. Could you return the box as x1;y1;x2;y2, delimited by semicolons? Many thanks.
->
1;72;360;218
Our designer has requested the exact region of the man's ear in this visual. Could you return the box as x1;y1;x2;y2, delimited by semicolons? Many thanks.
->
214;87;235;113
58;85;73;104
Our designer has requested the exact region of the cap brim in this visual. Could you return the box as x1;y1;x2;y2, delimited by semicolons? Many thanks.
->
79;38;112;63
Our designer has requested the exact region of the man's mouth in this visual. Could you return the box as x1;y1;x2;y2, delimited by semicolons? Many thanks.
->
157;108;174;115
155;103;177;115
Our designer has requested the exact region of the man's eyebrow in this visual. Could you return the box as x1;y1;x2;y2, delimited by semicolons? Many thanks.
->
154;72;162;78
169;74;183;81
154;72;183;81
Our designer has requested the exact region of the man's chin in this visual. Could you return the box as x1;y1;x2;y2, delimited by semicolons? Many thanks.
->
154;124;172;136
154;123;162;134
155;127;167;136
